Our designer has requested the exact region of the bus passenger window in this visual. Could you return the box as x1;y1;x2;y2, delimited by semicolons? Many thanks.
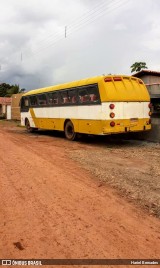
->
82;95;90;102
21;97;29;108
24;98;29;106
48;93;53;104
63;97;69;103
78;89;90;103
60;91;70;104
30;96;38;106
72;96;77;103
87;86;99;103
48;92;58;105
90;94;97;102
80;96;87;102
53;93;58;105
38;94;47;106
53;97;58;104
68;89;77;104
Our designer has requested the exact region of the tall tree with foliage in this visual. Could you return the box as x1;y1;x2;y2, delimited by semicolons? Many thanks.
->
130;62;148;73
0;83;25;97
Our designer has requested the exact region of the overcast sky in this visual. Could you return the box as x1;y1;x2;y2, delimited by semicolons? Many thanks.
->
0;0;160;90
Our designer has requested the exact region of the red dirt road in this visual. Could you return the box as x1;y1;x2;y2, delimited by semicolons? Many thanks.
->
0;122;160;264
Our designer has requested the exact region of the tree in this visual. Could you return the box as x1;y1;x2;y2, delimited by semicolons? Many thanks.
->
6;84;20;96
0;83;24;97
0;83;11;97
19;88;26;93
130;62;148;73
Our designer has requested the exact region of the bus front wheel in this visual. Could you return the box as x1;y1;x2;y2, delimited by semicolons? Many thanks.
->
25;119;37;133
64;121;77;141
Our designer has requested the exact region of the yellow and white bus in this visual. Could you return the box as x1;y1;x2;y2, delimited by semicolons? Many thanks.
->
20;75;151;140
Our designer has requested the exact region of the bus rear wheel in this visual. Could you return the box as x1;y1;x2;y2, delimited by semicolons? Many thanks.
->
64;121;77;141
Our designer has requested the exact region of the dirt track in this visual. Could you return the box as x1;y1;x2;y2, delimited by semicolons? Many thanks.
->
0;121;160;265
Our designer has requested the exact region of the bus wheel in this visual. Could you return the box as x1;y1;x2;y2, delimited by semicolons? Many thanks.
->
64;121;77;141
25;119;37;133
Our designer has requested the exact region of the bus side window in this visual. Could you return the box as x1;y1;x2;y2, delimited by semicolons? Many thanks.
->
68;89;77;104
90;94;97;102
63;97;69;103
29;96;38;106
21;97;29;108
87;85;99;103
60;91;70;104
78;88;90;103
37;94;47;106
53;93;58;104
48;92;58;105
72;96;77;103
24;98;29;106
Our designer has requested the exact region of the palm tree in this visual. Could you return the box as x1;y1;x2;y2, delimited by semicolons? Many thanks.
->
130;62;148;73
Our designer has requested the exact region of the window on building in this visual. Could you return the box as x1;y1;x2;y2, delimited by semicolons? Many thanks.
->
151;98;160;114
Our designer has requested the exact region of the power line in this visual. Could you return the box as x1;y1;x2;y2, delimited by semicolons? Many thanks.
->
25;0;108;53
24;0;112;57
24;0;128;60
2;0;129;76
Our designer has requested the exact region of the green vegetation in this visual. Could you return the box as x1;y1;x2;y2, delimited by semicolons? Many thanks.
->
0;83;25;97
130;62;148;73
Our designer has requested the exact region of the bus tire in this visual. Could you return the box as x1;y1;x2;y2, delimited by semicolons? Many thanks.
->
64;120;77;141
25;119;37;133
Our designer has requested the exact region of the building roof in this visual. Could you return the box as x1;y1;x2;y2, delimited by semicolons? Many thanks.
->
0;97;12;105
133;69;160;78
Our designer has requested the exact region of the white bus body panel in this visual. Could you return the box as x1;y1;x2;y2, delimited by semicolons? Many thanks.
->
21;102;149;128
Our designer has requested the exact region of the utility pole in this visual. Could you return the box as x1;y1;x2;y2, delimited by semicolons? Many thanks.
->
65;26;67;38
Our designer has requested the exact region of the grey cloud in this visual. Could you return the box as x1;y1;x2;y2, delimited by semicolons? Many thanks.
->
0;0;160;90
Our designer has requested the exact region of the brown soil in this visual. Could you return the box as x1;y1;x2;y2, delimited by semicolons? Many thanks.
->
70;137;160;218
0;121;160;266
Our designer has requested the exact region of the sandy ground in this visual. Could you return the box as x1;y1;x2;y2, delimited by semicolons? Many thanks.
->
70;137;160;218
0;121;160;267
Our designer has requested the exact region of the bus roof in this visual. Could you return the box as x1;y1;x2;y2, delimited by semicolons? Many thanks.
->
23;75;105;96
23;75;149;101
